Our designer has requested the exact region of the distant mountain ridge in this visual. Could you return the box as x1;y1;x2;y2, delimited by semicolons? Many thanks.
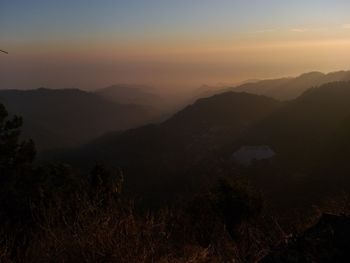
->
0;88;159;150
231;70;350;100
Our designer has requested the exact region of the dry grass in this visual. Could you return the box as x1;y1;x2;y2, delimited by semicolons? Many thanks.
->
0;195;241;263
4;185;345;262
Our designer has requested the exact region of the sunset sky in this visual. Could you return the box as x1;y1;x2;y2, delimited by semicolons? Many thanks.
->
1;0;350;91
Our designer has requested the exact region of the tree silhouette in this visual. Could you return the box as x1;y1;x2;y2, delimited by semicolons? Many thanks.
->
0;103;36;222
0;104;35;176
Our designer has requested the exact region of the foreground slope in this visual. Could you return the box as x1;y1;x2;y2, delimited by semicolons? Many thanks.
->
261;214;350;263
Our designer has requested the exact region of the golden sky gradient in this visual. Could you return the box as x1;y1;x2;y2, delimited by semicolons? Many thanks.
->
1;1;350;91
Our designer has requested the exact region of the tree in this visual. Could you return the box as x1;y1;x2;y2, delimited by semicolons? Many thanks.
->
187;178;263;244
90;164;124;205
0;103;36;222
0;103;35;180
210;178;263;237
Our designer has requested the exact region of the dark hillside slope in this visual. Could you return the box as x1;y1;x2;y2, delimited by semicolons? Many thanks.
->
247;81;350;167
54;81;350;206
59;92;281;199
231;81;350;208
77;82;350;204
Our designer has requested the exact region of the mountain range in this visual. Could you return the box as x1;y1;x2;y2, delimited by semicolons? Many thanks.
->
0;88;160;150
194;70;350;101
231;70;350;100
4;70;350;152
51;80;350;208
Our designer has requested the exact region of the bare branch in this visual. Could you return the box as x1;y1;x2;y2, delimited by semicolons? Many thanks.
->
0;50;9;54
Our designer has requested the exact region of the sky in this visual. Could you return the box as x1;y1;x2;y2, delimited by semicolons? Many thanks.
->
1;0;350;91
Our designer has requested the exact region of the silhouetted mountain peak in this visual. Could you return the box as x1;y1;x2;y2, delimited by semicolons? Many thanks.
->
297;71;325;79
299;80;350;101
166;92;280;128
230;70;350;100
